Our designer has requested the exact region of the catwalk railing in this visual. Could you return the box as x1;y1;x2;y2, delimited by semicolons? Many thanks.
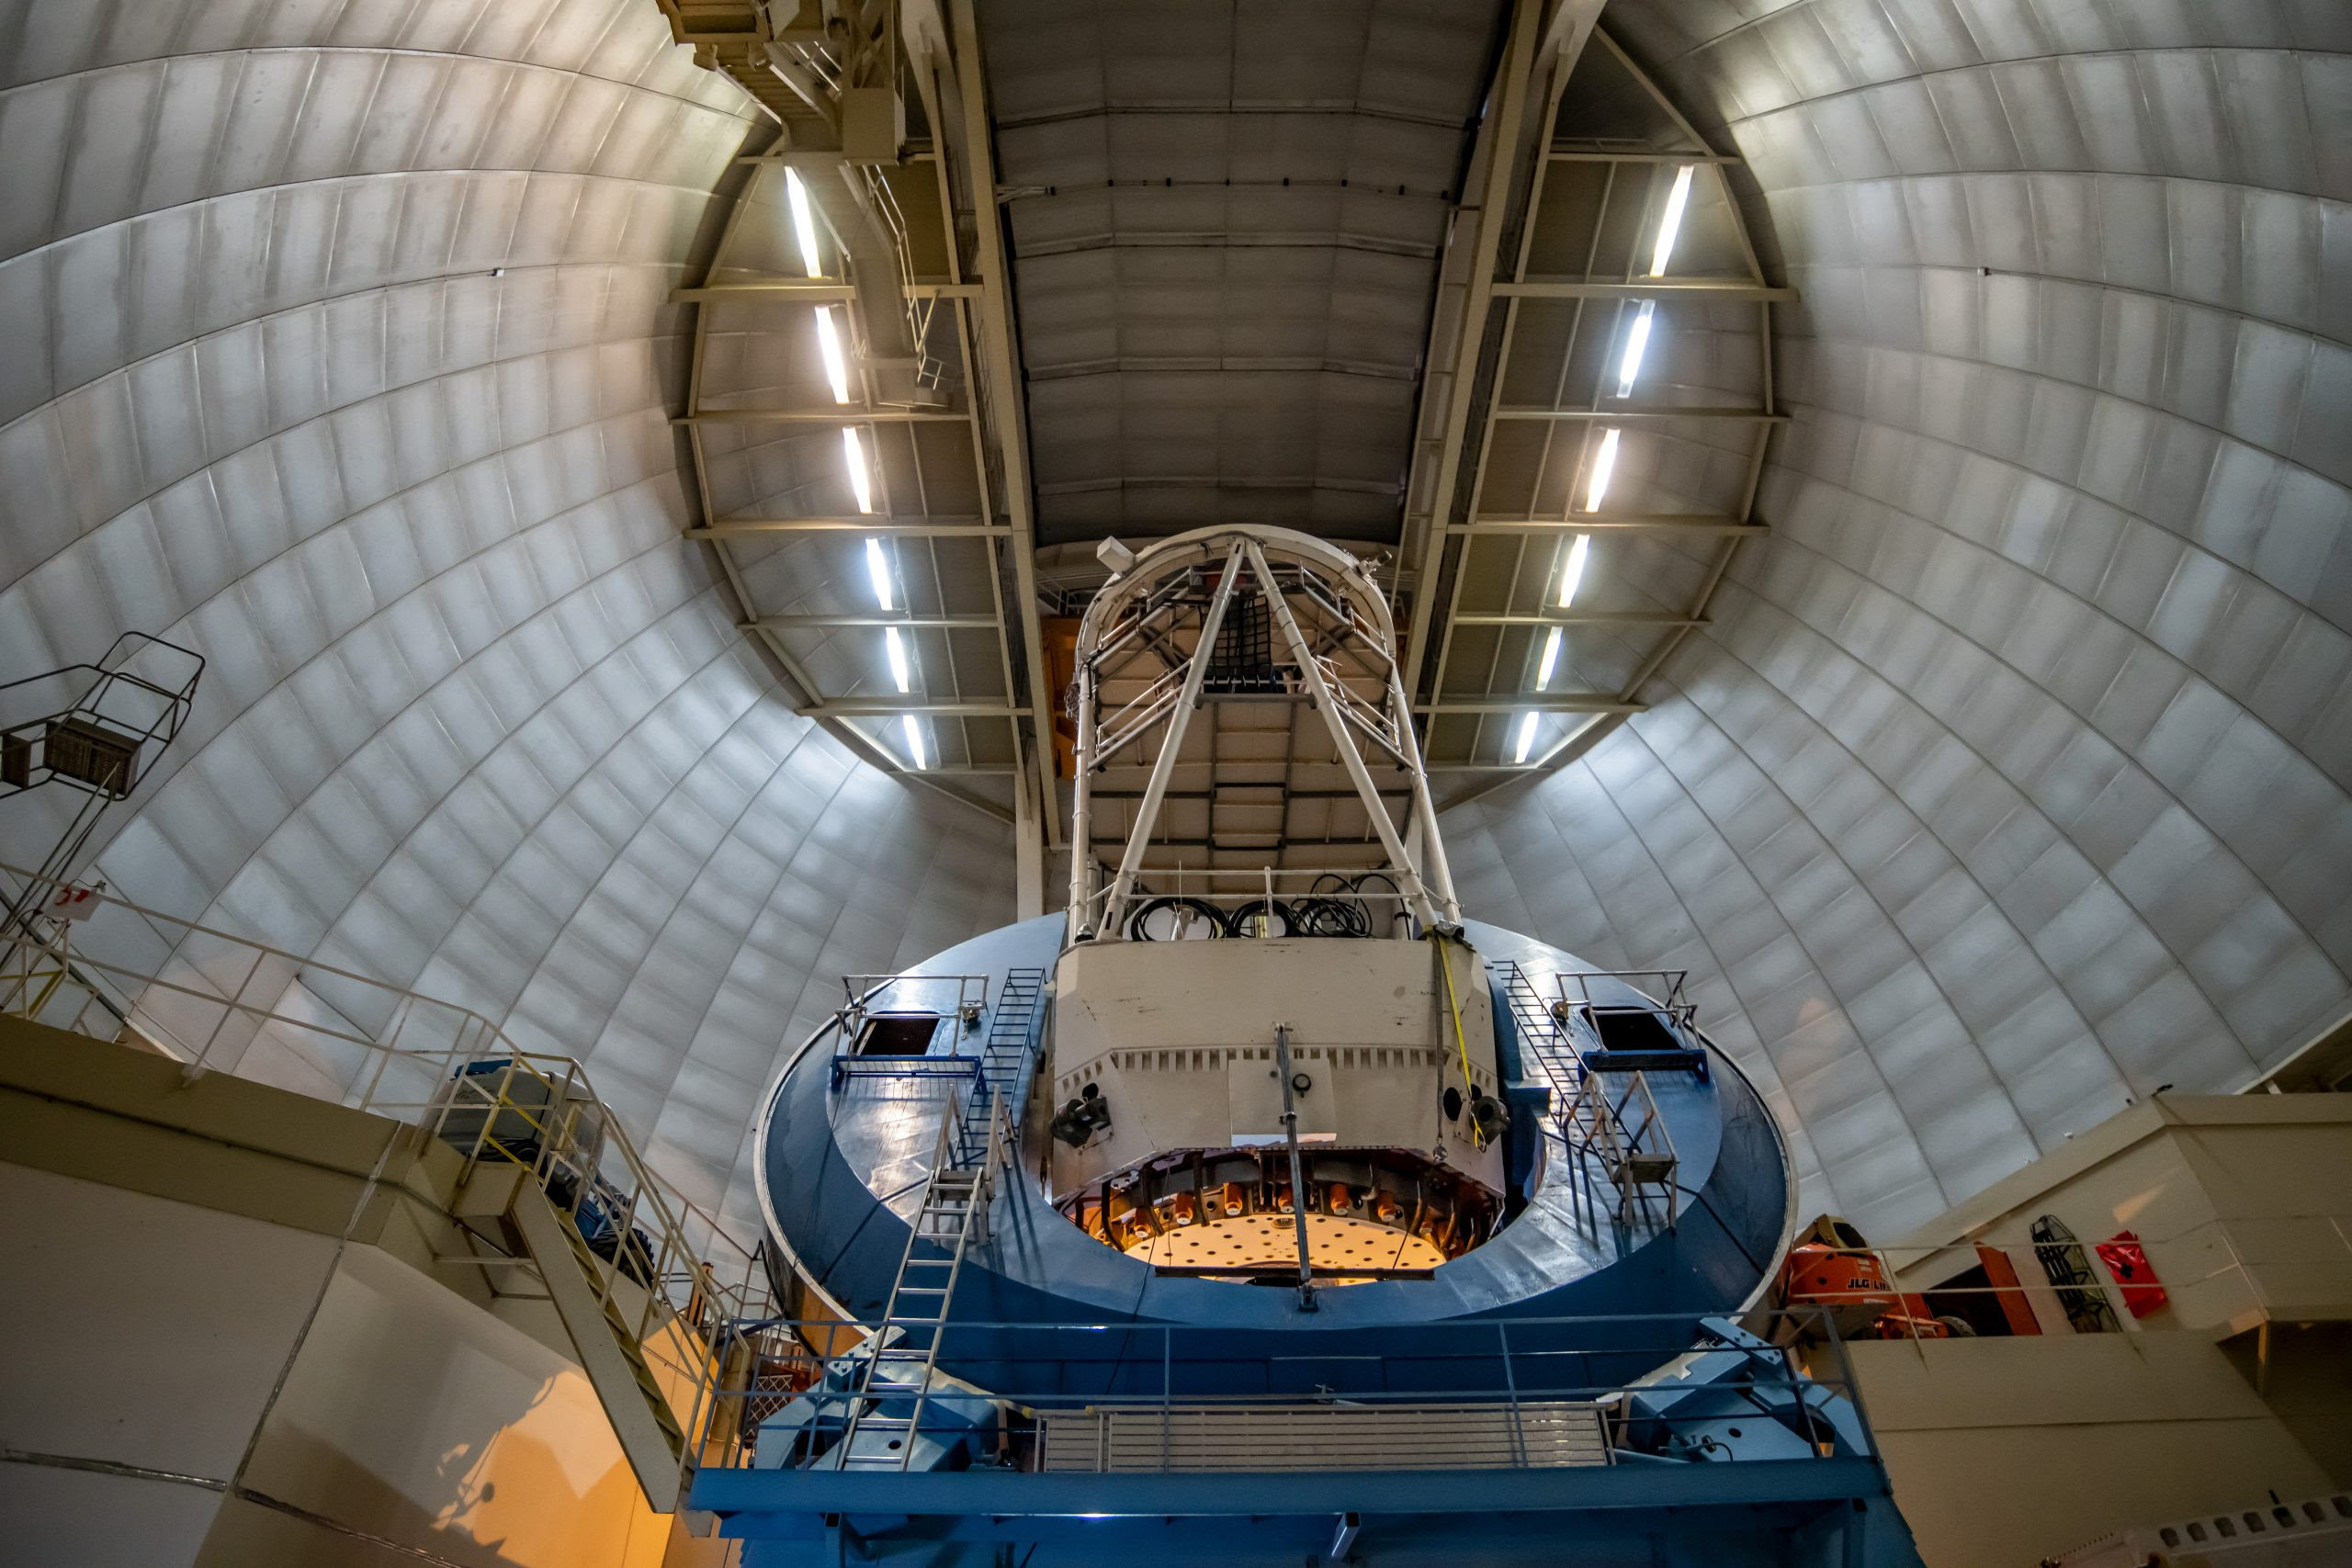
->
695;1307;1878;1478
1779;1213;2352;1349
0;865;777;1507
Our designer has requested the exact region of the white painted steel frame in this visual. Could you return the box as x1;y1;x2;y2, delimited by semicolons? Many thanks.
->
667;0;1051;828
1399;22;1787;790
1067;528;1461;942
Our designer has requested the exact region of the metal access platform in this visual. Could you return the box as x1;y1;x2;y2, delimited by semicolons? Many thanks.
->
685;1311;1923;1568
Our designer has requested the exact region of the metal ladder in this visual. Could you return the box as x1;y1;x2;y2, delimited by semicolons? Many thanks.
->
1497;961;1585;1103
832;1101;1011;1471
951;966;1044;1166
1557;1070;1679;1233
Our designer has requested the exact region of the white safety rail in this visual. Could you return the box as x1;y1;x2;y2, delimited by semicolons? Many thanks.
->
0;865;776;1508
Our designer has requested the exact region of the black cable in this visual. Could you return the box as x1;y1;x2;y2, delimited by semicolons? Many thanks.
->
1351;872;1404;937
1223;898;1298;938
1127;895;1226;941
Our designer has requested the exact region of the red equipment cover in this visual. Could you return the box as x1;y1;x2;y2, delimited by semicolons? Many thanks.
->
2094;1230;2167;1317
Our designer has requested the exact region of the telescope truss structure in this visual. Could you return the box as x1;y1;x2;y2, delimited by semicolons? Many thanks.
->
1067;528;1462;943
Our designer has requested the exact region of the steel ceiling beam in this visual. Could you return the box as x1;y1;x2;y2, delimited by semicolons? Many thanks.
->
1544;150;1740;164
746;615;1001;630
671;281;980;300
1429;25;1785;805
688;518;1003;537
673;410;970;425
1399;0;1550;701
671;282;858;301
950;0;1063;862
1450;611;1705;627
659;43;1025;820
1447;515;1765;536
799;700;1032;718
1417;698;1645;715
1494;279;1796;300
1491;406;1787;423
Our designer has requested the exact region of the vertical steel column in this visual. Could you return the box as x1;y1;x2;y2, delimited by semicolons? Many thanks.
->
1272;1022;1317;1312
1387;662;1463;926
1244;542;1446;932
1065;656;1098;924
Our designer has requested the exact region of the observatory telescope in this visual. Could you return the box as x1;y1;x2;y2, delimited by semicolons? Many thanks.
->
716;526;1924;1567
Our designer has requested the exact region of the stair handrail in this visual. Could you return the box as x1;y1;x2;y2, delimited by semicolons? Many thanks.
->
0;863;778;1503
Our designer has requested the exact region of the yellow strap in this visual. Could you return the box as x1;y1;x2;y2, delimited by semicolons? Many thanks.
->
1427;931;1483;1148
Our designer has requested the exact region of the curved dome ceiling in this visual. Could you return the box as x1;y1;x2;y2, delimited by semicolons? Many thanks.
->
1;0;2345;1243
0;0;1014;1240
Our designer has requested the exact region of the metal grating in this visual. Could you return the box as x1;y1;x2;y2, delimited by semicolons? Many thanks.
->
1036;1400;1610;1473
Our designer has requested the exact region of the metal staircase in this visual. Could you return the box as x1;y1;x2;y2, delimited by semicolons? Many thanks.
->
0;869;779;1510
832;1103;1011;1471
1496;963;1684;1235
1557;1070;1679;1233
1497;961;1585;1106
952;966;1044;1167
506;1180;693;1496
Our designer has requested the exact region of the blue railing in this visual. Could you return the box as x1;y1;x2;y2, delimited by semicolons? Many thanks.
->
703;1306;1876;1477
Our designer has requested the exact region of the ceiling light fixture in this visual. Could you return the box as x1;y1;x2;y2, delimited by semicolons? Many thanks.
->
814;307;850;403
1581;430;1620;514
843;427;874;515
885;626;910;693
865;536;893;610
1513;711;1539;765
1557;532;1591;606
1650;164;1694;277
901;714;927;771
786;168;823;278
1616;299;1656;397
1535;626;1562;690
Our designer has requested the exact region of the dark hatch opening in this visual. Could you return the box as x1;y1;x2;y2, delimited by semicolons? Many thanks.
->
855;1012;941;1056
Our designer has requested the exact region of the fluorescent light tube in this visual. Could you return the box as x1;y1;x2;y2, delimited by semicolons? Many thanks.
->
843;427;874;515
1536;626;1562;690
786;168;823;278
885;626;910;693
814;307;849;403
1513;711;1539;764
1581;431;1619;514
865;536;892;610
1557;532;1591;606
1617;299;1655;397
901;714;926;770
1650;164;1694;277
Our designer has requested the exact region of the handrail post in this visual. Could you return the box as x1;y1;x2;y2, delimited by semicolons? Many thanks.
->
1822;1304;1872;1458
186;942;268;1079
1498;1321;1526;1466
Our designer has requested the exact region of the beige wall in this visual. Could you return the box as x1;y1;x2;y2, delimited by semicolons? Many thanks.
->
207;1245;694;1568
0;1026;734;1568
1847;1333;2335;1568
1849;1093;2352;1567
0;1160;333;1567
1886;1097;2352;1337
